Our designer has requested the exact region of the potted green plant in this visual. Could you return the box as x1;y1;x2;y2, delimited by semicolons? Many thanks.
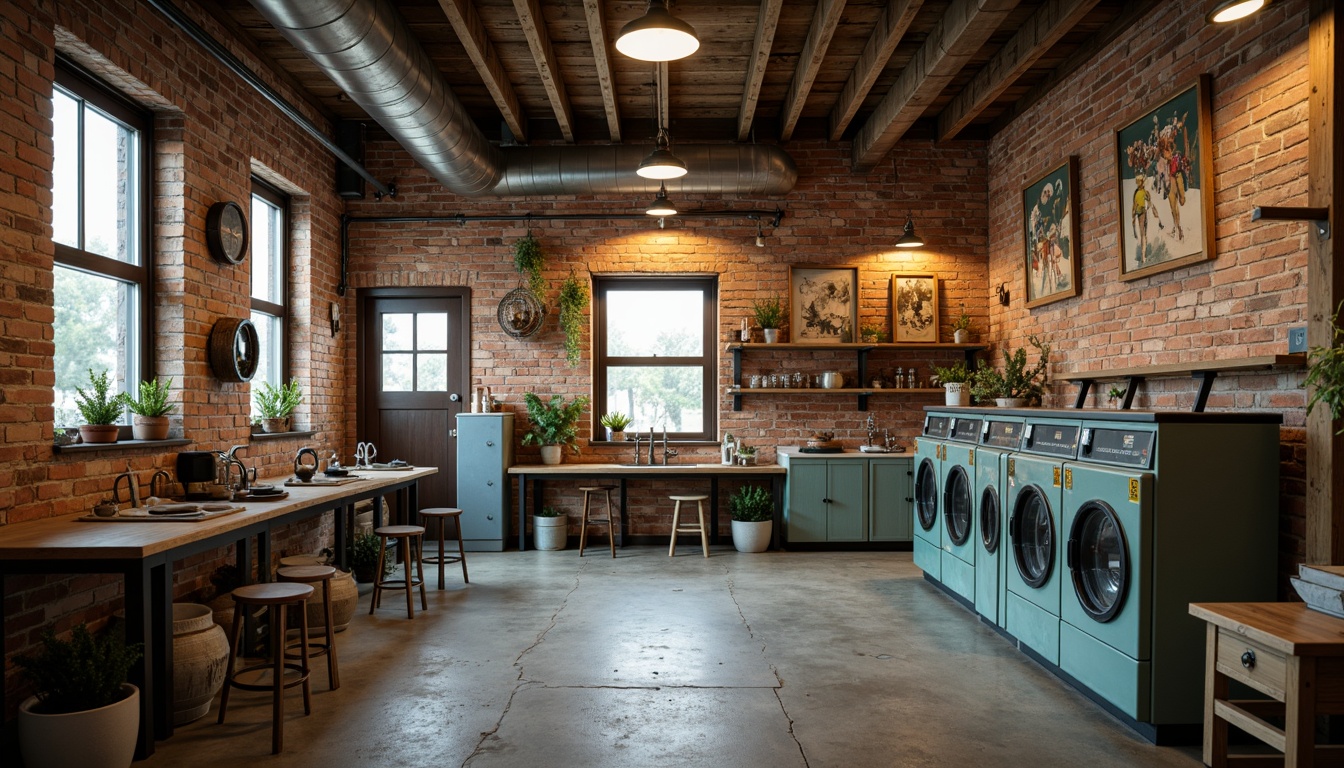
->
14;624;143;768
255;378;303;433
74;368;126;444
533;506;568;550
729;485;773;553
737;444;758;465
952;305;975;344
970;335;1051;407
600;411;632;442
932;362;973;406
1107;386;1128;409
350;531;392;584
752;295;786;343
522;392;589;465
126;376;174;441
558;270;589;367
860;323;888;343
1306;301;1344;434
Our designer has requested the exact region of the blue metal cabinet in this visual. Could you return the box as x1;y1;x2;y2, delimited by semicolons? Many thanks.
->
781;457;868;542
454;413;513;551
869;458;913;541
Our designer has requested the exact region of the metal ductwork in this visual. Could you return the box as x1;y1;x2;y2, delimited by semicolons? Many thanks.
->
247;0;797;197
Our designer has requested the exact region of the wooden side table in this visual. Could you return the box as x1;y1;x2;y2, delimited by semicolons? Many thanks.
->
1190;602;1344;767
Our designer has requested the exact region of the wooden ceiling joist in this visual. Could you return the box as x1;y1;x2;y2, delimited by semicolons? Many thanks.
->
513;0;575;143
851;0;1020;170
437;0;528;143
828;0;923;142
937;0;1101;142
581;0;621;142
779;0;848;141
736;0;785;141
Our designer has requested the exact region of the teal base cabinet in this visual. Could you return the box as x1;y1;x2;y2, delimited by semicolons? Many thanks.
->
779;449;912;545
455;413;514;551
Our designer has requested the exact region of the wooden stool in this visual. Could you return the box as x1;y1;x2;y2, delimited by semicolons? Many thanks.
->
419;507;469;589
277;565;340;690
370;525;428;617
578;485;616;558
218;582;314;755
668;494;710;558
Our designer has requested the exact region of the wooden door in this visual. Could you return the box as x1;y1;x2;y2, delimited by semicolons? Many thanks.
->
359;289;469;511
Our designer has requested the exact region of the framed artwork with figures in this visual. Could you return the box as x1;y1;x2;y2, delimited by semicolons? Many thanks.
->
891;273;939;343
1023;156;1081;308
789;266;858;344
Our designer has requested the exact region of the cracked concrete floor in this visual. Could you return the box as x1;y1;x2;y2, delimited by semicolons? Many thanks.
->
136;548;1201;767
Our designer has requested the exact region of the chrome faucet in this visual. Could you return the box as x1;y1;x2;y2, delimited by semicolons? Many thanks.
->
661;428;677;465
112;471;141;509
150;469;172;499
866;413;878;447
224;457;250;494
633;433;643;464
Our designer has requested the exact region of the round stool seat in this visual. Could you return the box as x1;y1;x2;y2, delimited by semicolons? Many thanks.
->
375;525;425;537
669;494;709;502
232;582;314;605
277;565;336;582
578;485;615;492
420;507;462;517
371;524;428;617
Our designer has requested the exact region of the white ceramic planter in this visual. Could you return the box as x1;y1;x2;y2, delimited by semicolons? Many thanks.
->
943;383;971;406
171;603;229;725
131;415;169;441
539;444;563;465
953;329;970;344
762;328;779;343
731;520;772;553
534;515;568;550
19;684;139;768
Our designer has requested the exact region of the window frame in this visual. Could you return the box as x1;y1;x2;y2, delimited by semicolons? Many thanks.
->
52;59;153;416
249;177;290;396
592;275;718;442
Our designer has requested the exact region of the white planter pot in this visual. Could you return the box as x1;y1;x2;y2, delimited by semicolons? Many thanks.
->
534;515;568;550
995;397;1028;408
953;329;970;344
762;328;779;344
19;684;139;768
131;415;169;441
539;445;563;465
943;383;971;407
731;519;772;553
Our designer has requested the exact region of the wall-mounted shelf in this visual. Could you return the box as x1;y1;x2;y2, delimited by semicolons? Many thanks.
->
1058;353;1306;412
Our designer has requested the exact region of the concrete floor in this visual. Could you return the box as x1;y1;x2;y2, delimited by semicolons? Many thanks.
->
138;548;1201;767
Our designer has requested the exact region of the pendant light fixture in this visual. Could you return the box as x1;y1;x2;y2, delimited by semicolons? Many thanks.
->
616;0;700;62
637;70;687;180
895;215;924;249
1206;0;1269;23
646;183;677;216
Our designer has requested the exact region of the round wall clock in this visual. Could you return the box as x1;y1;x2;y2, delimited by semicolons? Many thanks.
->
206;201;249;265
208;317;260;382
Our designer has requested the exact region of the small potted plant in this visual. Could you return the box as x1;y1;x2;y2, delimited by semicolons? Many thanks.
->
533;506;568;550
14;624;143;768
522;392;589;465
752;295;786;343
350;531;391;584
737;444;758;465
1107;386;1127;409
729;485;773;553
860;323;888;343
600;411;632;442
126;376;174;441
970;335;1051;407
952;305;975;344
74;368;126;444
255;378;303;433
932;362;973;406
1306;301;1344;434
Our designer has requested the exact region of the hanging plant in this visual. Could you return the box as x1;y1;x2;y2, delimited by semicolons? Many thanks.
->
558;271;589;367
513;233;546;297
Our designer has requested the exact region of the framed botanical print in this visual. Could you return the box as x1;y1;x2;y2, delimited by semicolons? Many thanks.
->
1023;157;1082;308
1115;74;1215;281
789;266;858;343
891;273;939;343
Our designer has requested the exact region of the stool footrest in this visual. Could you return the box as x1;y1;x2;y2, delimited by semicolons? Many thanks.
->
227;662;311;693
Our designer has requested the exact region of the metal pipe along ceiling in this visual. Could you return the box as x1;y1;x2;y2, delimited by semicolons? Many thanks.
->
246;0;798;197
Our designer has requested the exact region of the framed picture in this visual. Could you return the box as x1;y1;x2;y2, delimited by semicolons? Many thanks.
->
891;273;939;343
789;265;858;343
1023;156;1082;308
1115;74;1215;281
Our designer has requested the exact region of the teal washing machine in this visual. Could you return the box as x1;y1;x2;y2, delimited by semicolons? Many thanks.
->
939;415;983;605
913;414;952;583
974;417;1025;629
1005;416;1081;666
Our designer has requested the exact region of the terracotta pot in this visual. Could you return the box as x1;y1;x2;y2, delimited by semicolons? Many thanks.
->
539;445;563;465
731;519;772;553
131;415;170;441
207;594;234;633
19;684;139;768
171;603;230;725
78;424;119;444
261;417;289;433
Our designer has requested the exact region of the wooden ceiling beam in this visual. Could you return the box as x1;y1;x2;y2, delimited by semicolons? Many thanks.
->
851;0;1019;170
513;0;576;143
936;0;1100;142
436;0;529;143
581;0;621;141
736;0;785;141
827;0;923;142
779;0;848;141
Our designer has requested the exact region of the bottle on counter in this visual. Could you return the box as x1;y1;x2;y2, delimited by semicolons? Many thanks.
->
721;432;736;465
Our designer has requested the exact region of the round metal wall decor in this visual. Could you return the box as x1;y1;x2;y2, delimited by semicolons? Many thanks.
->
497;287;546;338
208;317;260;382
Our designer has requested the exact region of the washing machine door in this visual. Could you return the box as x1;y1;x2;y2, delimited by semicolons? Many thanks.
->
1067;501;1128;623
943;466;972;546
1011;485;1054;588
979;485;1000;555
915;457;939;533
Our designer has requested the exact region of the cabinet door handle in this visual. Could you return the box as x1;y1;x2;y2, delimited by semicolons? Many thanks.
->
1241;649;1256;669
486;480;494;486
905;497;913;503
822;498;833;504
486;514;494;521
486;440;494;447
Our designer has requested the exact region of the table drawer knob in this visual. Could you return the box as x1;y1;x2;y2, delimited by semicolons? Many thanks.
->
1241;649;1256;669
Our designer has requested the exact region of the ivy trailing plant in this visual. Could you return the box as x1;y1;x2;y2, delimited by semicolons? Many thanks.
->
1306;300;1344;434
558;270;589;367
513;232;546;298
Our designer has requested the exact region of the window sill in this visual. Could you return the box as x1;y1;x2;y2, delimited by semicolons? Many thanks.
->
53;438;192;454
250;429;317;441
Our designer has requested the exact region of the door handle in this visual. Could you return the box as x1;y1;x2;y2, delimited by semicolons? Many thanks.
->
486;440;494;447
1240;649;1256;669
450;393;460;402
487;480;494;486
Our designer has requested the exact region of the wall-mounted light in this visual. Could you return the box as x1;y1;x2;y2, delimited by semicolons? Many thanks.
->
330;301;341;335
894;215;924;248
755;221;765;247
996;284;1010;306
616;0;700;62
1207;0;1269;23
646;183;677;216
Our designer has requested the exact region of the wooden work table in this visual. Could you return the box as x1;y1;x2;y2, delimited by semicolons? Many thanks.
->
0;467;435;760
506;462;786;551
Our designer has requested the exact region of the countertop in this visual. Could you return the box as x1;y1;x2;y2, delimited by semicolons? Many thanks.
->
507;462;784;475
777;446;909;459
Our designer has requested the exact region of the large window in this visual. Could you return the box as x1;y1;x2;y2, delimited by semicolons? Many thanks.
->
51;62;151;427
593;276;717;441
249;180;289;417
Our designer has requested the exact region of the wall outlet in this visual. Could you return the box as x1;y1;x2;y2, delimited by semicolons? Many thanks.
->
1289;326;1307;353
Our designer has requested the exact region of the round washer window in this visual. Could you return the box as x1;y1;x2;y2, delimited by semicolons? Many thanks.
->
1012;485;1054;588
1068;501;1128;623
914;458;938;532
943;466;972;546
980;485;1000;554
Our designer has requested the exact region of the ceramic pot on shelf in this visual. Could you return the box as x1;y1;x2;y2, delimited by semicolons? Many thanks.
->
78;424;119;444
131;415;169;441
953;329;970;344
539;445;563;465
261;417;289;434
762;328;780;344
944;383;971;407
995;397;1028;408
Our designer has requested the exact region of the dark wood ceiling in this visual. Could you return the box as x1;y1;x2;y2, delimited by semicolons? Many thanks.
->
213;0;1136;166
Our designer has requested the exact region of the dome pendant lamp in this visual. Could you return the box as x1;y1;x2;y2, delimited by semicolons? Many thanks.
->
895;215;924;248
637;128;688;180
646;183;678;217
1206;0;1269;24
616;0;700;62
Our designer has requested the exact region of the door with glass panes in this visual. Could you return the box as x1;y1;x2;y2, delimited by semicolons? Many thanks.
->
360;290;469;511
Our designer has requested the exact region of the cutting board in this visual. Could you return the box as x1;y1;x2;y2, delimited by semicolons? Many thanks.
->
78;504;246;523
284;476;364;487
